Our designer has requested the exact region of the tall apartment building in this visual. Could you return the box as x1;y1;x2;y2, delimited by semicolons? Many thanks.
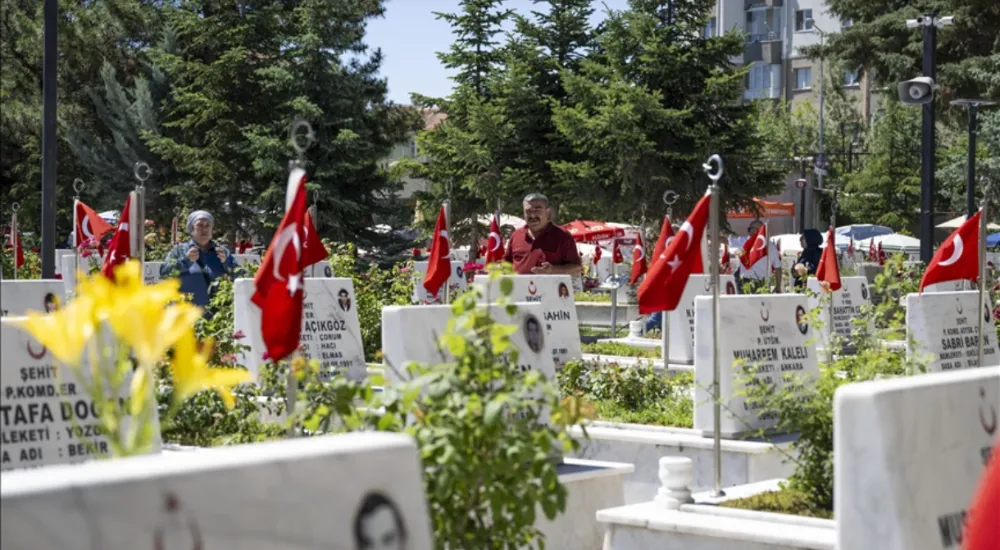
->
707;0;875;234
707;0;875;118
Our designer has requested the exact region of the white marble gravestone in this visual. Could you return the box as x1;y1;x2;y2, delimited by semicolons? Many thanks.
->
410;261;467;304
381;302;555;382
0;280;64;318
59;253;103;293
0;320;162;471
473;275;583;370
665;274;738;364
835;368;999;550
0;432;434;550
142;261;164;285
806;276;872;348
923;280;968;293
233;278;366;381
905;291;998;371
693;294;820;437
52;249;74;276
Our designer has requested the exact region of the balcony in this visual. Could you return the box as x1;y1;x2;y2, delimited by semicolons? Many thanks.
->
745;0;782;8
744;36;783;64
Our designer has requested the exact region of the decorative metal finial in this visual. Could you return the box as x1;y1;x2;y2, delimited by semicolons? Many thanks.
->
134;161;151;183
73;178;85;195
662;190;679;206
11;202;20;213
289;118;315;159
702;154;723;183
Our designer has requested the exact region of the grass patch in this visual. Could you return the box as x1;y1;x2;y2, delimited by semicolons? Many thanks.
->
582;341;661;358
717;487;833;519
578;325;628;338
592;396;692;428
575;291;611;303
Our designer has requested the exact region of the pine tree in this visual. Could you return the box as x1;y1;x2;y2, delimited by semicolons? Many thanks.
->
145;0;416;252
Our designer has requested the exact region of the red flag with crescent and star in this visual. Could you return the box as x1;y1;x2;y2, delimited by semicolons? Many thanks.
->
651;216;673;266
815;226;842;291
638;191;710;314
301;209;329;268
877;242;887;265
919;210;981;293
867;239;875;262
721;240;731;273
251;167;312;362
847;235;854;256
612;239;624;264
629;233;647;284
485;214;505;265
745;223;769;270
593;245;602;264
100;195;133;280
423;206;451;296
75;200;114;248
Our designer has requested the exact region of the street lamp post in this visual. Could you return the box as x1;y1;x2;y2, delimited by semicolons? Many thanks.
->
950;99;996;219
41;0;58;278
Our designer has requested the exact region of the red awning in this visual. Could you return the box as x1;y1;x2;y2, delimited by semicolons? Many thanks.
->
560;220;626;243
728;198;796;219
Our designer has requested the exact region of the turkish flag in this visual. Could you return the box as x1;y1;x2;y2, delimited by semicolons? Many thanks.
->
74;200;114;248
651;216;673;266
638;191;711;314
745;223;769;269
251;167;311;363
721;240;730;272
919;210;981;292
964;439;1000;550
815;227;842;291
847;235;854;256
867;239;875;262
485;214;505;265
877;242;887;265
593;245;602;264
612;239;624;264
8;214;24;269
629;233;647;285
302;209;329;268
101;195;133;280
423;206;451;296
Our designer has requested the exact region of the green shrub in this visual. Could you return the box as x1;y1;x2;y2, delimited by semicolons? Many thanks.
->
574;290;611;303
560;360;693;428
582;341;661;358
718;486;833;519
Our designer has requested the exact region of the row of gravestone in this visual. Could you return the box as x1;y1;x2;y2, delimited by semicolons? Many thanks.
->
2;268;997;469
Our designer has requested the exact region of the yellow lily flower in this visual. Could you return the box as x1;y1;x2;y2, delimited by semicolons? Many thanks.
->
10;295;98;367
111;300;202;367
171;332;251;409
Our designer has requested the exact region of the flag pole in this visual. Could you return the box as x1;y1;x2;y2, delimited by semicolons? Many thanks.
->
10;206;19;280
977;199;988;370
661;190;679;367
133;162;150;271
309;190;319;278
443;198;452;305
703;153;725;497
72;179;84;284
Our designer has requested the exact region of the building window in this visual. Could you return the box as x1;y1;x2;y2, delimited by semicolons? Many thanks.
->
844;68;860;87
794;67;812;90
704;17;716;38
411;138;418;156
795;9;813;31
841;17;853;29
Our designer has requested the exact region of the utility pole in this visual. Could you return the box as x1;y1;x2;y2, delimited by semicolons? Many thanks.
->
807;19;827;230
40;0;58;278
950;99;996;219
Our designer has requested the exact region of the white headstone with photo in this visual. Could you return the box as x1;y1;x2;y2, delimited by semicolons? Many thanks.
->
806;276;873;348
233;278;367;381
835;368;999;550
693;294;820;437
411;261;467;304
0;281;65;318
0;320;162;471
665;274;738;364
0;432;434;550
473;275;583;370
381;302;554;383
905;291;998;371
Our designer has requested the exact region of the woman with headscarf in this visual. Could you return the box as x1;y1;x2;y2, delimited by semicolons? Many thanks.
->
793;228;824;289
160;210;241;308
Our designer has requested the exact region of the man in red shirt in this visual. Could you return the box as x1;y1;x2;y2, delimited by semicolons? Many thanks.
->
504;193;582;276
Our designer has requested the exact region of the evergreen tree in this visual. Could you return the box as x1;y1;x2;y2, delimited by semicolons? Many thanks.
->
551;0;785;220
145;0;417;252
435;0;512;98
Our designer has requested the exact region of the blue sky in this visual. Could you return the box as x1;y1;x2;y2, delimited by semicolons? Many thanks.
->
366;0;630;104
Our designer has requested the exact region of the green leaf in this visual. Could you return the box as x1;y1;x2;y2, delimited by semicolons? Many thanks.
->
484;396;507;425
499;276;514;296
